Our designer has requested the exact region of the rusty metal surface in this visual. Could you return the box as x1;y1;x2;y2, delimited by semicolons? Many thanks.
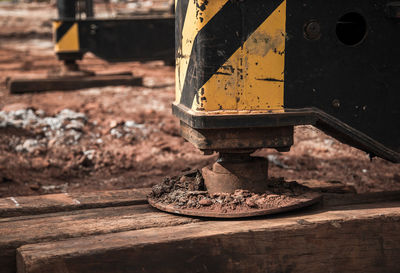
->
202;157;269;194
174;105;400;163
148;162;323;219
148;193;322;218
180;121;293;151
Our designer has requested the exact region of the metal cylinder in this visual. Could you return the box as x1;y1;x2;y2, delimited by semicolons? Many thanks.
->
202;156;269;194
57;0;76;19
85;0;94;18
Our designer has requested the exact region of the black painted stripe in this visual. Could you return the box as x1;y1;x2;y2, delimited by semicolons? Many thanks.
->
256;78;284;82
179;0;284;108
175;0;189;58
56;22;74;42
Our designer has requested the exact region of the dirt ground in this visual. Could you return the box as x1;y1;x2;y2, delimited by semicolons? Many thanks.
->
0;2;399;198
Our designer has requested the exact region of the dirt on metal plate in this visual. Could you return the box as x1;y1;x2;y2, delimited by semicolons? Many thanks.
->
148;170;322;218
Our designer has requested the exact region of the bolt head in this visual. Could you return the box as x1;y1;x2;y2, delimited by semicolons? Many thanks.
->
332;99;341;108
304;21;321;40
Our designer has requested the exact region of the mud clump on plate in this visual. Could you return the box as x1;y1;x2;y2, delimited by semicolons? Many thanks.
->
148;170;320;215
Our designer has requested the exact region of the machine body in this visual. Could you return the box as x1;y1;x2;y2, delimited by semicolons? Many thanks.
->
174;0;400;163
54;0;174;64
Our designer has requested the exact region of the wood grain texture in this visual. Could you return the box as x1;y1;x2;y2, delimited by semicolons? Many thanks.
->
0;180;353;218
17;201;400;273
0;188;150;217
0;181;352;273
0;204;198;273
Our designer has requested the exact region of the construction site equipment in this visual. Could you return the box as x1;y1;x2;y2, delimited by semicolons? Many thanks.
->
149;0;400;217
53;0;174;66
7;0;174;93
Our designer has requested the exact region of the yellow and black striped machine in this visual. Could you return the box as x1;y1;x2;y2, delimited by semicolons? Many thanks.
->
53;0;174;65
157;0;400;216
9;0;175;94
174;0;400;161
7;0;176;94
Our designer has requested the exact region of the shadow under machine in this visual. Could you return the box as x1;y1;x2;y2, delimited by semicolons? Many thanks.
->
8;0;174;93
148;0;400;218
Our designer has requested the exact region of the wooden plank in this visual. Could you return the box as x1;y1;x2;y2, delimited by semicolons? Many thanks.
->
0;204;199;273
16;201;400;273
0;181;384;273
8;75;143;94
0;179;353;218
323;190;400;207
0;188;150;217
0;180;372;273
297;179;356;193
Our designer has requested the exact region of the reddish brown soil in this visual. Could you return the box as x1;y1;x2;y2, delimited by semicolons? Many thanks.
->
0;3;399;198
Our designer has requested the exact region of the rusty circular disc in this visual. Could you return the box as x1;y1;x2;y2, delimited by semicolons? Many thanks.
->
147;170;322;219
148;192;322;219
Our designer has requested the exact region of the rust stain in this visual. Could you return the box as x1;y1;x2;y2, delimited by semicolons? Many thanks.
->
196;0;209;23
246;31;284;57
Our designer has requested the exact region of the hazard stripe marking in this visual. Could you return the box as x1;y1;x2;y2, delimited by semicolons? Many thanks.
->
176;0;229;103
55;22;74;43
193;0;286;111
175;0;189;58
179;0;285;108
54;22;80;52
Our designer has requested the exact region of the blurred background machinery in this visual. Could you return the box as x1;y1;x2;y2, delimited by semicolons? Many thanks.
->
8;0;175;93
54;0;174;71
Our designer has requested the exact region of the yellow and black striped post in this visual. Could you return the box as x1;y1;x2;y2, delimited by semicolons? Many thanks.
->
53;21;80;53
53;0;81;55
175;0;286;114
173;0;292;152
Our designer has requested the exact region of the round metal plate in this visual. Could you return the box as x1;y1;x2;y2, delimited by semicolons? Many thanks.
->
148;192;322;219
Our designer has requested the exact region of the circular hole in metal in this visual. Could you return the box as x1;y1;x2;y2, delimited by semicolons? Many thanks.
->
336;12;367;46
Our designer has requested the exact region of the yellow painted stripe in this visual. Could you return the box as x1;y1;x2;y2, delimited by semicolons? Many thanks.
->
53;21;62;30
193;0;286;112
55;23;80;53
175;0;229;103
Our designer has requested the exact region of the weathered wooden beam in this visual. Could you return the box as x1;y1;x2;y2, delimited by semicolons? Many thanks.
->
16;201;400;273
0;180;353;218
323;190;400;207
0;182;395;273
8;74;142;94
0;188;150;217
0;181;378;273
297;179;356;193
0;204;199;273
